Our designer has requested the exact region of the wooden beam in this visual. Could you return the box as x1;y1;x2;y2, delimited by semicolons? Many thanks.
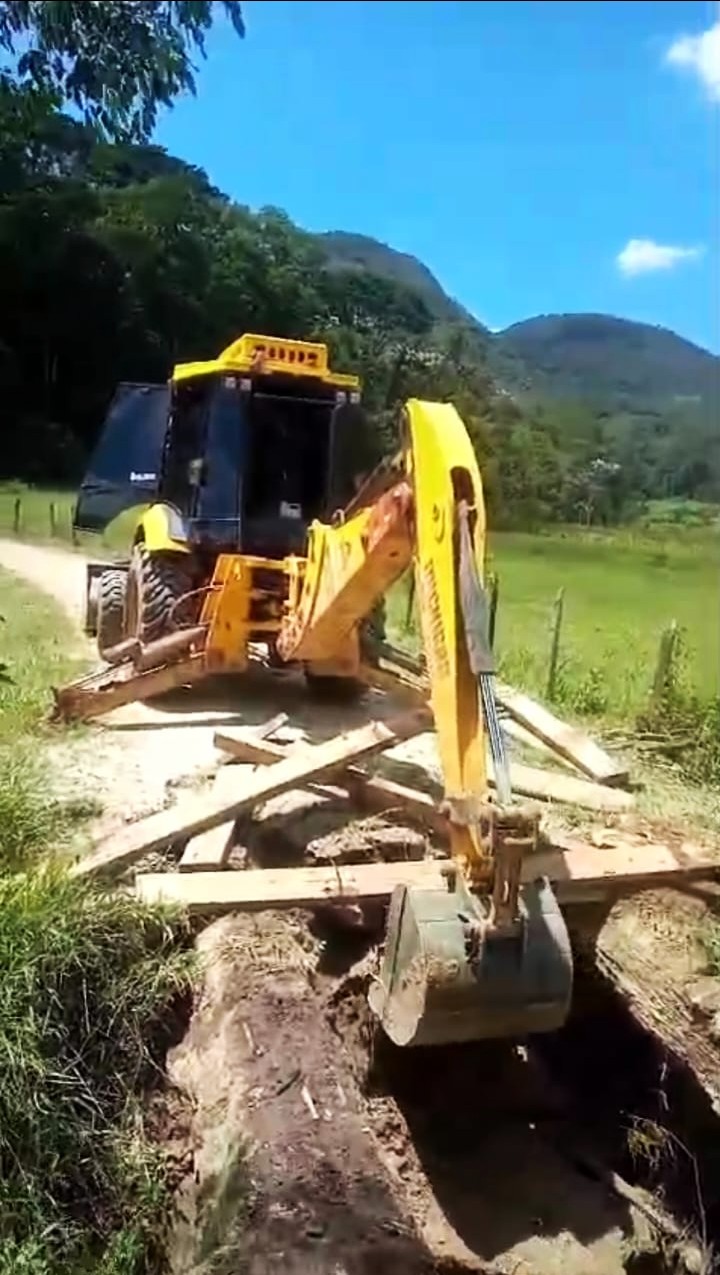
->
214;729;446;827
178;765;246;872
215;727;632;814
497;684;629;787
72;709;430;879
488;758;633;812
135;838;717;915
178;716;291;871
178;821;235;873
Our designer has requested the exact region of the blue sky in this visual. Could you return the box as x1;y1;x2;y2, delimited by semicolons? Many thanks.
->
155;1;719;351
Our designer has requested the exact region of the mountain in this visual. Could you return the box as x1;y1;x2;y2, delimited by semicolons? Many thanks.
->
314;231;718;414
315;230;481;330
493;313;718;411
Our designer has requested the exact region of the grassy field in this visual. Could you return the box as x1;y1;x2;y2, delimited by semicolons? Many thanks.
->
3;479;718;722
388;526;719;722
0;480;138;554
0;566;193;1275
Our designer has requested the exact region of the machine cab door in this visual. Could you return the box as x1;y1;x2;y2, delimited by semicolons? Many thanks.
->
73;383;170;534
325;399;374;512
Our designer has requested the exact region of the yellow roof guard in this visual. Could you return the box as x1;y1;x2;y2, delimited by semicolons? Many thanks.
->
173;333;361;391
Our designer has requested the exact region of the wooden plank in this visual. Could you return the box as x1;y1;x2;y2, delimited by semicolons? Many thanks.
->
214;729;446;826
501;717;577;767
179;822;236;873
178;765;246;872
488;757;633;812
216;727;632;814
72;709;430;880
497;683;629;787
179;717;291;871
136;838;718;915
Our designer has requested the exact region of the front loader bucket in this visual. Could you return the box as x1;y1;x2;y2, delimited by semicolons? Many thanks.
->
368;878;573;1047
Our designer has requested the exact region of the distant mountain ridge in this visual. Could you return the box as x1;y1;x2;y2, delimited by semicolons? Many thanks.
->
495;313;718;409
313;230;718;412
314;230;481;330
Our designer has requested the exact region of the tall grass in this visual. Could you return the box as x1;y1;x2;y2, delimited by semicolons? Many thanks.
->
0;569;195;1274
0;868;193;1275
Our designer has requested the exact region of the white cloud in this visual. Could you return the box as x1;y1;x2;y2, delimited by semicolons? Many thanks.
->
665;19;720;101
616;238;703;277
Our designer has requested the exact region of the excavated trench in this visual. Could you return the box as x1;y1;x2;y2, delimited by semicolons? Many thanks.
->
149;790;720;1274
324;930;720;1273
160;888;720;1275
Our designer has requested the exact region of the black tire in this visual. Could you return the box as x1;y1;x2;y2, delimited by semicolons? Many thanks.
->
304;669;365;703
97;569;127;661
125;545;197;645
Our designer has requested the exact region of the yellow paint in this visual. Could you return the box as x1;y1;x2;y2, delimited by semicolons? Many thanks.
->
135;504;191;554
275;397;489;881
186;392;489;884
276;487;413;671
201;552;299;669
172;332;360;390
403;399;488;882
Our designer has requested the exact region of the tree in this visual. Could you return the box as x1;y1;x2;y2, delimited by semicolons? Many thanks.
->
0;1;244;140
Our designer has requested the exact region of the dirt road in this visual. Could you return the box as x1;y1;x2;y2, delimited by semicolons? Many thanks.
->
1;538;715;1275
0;538;314;828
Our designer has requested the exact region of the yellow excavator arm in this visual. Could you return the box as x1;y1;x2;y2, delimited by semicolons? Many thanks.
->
276;397;573;1046
278;399;492;883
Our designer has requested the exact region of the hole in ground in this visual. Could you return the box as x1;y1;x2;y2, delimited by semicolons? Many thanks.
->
326;942;720;1273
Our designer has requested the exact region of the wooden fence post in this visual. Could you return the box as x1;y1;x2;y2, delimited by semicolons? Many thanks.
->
546;586;565;701
488;572;499;650
49;502;57;537
13;497;21;535
651;620;678;709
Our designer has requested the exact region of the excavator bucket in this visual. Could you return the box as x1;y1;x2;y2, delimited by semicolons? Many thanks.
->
368;877;573;1047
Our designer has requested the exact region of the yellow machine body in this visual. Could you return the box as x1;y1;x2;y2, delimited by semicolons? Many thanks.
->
66;342;574;1049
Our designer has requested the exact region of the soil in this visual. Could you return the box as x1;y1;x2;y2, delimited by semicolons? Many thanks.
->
2;538;719;1275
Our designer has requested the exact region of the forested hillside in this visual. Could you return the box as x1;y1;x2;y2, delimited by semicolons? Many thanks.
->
494;313;717;407
1;109;717;525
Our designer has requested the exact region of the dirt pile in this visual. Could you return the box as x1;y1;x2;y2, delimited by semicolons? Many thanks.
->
166;914;469;1275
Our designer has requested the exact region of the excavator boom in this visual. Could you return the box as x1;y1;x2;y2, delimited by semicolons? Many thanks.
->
275;398;574;1046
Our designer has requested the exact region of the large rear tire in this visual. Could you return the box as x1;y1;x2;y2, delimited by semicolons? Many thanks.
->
124;545;196;645
304;669;365;703
96;568;126;662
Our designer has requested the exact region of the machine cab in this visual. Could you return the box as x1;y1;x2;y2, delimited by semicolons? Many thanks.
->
74;334;370;560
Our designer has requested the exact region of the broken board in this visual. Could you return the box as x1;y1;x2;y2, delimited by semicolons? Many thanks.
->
72;709;430;880
215;727;633;814
498;683;629;787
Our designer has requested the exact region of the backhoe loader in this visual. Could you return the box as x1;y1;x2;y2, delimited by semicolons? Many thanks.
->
58;333;589;1045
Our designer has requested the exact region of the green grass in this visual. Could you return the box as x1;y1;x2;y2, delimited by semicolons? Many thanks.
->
0;480;142;555
0;568;194;1274
388;525;719;722
0;567;85;740
0;867;193;1275
0;567;95;870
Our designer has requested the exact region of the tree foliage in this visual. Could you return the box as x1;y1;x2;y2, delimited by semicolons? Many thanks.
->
0;75;717;526
0;1;244;140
